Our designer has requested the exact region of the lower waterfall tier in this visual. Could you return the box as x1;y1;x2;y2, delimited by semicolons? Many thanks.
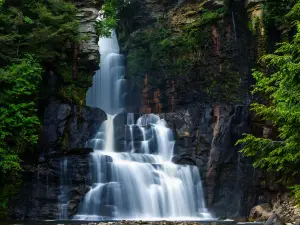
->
74;151;213;220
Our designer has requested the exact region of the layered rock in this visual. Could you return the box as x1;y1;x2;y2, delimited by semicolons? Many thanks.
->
8;99;106;219
160;104;259;218
118;0;257;219
8;154;91;219
76;7;100;74
39;98;106;158
250;194;300;223
117;0;300;221
72;0;101;74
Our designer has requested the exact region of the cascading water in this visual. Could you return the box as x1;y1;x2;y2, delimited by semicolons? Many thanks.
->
58;158;69;220
73;31;213;221
86;31;126;114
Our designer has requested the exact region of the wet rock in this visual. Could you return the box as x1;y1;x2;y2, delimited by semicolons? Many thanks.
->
40;99;106;157
250;203;273;221
8;152;91;219
269;192;300;223
245;0;265;8
72;0;100;73
172;154;196;166
265;213;284;225
162;104;253;218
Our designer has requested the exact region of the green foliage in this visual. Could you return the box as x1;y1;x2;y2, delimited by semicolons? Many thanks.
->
0;55;42;172
262;0;295;31
0;179;21;218
56;65;92;104
237;1;300;193
186;8;224;29
127;47;151;80
58;65;93;88
0;55;42;217
290;185;300;205
23;16;33;24
58;84;87;105
96;0;129;37
125;5;239;101
0;0;85;215
0;0;80;65
127;11;211;79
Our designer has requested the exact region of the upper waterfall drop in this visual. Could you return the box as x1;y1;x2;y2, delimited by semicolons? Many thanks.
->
86;31;126;115
73;31;213;221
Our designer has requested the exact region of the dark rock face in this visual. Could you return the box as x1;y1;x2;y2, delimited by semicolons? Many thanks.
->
265;214;284;225
72;0;101;74
8;1;102;220
8;154;91;219
160;104;261;218
8;99;106;219
119;0;254;113
39;98;106;158
117;0;265;219
249;203;273;221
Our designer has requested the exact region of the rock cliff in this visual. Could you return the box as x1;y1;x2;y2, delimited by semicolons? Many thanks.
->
116;0;256;219
72;0;101;74
7;1;105;219
8;99;106;219
117;0;299;221
6;0;299;222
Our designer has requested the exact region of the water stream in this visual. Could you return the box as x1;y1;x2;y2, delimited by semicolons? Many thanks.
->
70;31;213;220
58;159;69;220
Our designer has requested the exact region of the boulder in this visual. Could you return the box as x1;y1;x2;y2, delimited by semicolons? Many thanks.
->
40;99;106;157
245;0;265;8
264;213;284;225
172;154;196;166
250;203;273;221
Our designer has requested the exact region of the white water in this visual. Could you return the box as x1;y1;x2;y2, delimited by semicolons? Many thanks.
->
58;158;69;220
73;31;213;221
86;31;126;115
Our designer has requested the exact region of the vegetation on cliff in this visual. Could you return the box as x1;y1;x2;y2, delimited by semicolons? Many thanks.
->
120;1;242;103
96;0;128;37
238;0;300;203
0;0;82;216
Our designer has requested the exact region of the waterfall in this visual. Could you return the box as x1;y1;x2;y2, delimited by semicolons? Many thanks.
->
73;31;213;221
58;158;69;220
86;31;126;114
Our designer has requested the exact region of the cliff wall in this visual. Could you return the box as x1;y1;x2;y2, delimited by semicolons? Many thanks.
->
117;0;299;221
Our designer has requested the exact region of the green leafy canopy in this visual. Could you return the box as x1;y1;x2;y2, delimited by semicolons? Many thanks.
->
0;0;83;216
96;0;129;37
0;55;42;173
0;0;80;66
237;1;300;202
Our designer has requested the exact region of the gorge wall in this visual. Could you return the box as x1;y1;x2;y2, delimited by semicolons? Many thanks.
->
117;0;300;221
117;0;256;219
6;0;300;222
7;0;106;219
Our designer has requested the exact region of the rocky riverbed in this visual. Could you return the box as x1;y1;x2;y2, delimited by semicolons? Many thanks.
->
0;221;265;225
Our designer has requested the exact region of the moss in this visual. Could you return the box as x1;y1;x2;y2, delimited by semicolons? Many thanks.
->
58;84;86;105
60;126;70;153
185;8;224;29
55;63;92;104
121;1;243;102
0;178;21;219
77;111;85;129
